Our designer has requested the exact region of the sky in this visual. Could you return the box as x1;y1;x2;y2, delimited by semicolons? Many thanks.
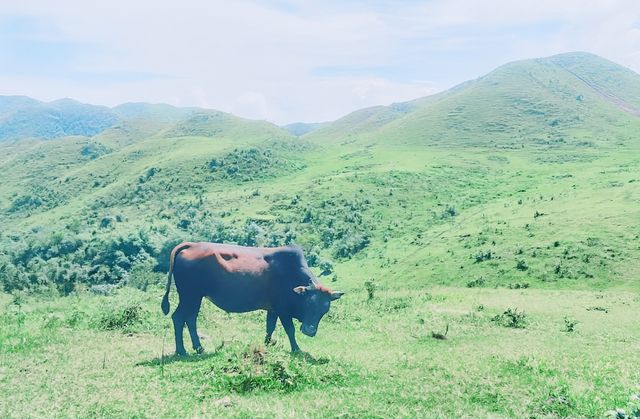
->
0;0;639;125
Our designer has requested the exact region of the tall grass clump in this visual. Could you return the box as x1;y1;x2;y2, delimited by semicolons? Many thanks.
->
492;308;527;328
205;343;357;395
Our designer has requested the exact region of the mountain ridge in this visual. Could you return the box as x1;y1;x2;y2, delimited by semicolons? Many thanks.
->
305;51;640;149
0;96;292;142
2;52;638;145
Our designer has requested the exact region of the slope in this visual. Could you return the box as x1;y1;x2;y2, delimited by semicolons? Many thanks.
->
0;97;118;141
308;52;640;149
0;52;638;296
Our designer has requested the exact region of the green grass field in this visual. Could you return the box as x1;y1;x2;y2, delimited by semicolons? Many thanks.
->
1;286;638;417
1;52;639;417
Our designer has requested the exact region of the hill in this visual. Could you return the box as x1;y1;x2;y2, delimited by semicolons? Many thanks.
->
0;51;638;297
307;52;640;149
0;97;292;142
0;96;118;141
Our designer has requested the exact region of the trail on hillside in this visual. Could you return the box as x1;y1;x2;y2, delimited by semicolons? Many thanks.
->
559;65;640;117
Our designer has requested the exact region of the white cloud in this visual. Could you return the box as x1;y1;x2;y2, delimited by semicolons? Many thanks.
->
233;91;271;121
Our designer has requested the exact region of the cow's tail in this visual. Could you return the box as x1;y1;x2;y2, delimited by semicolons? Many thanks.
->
161;242;191;315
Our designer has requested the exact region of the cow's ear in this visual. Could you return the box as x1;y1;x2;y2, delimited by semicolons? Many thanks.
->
330;291;344;301
293;286;307;294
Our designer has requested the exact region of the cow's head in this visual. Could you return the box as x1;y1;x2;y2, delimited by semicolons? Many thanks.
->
293;281;343;337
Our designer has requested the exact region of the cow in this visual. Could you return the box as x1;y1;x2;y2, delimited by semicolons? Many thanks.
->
161;242;344;355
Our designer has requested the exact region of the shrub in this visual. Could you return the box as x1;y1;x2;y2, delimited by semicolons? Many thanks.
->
8;194;44;212
93;299;143;331
554;263;572;278
508;282;530;289
80;142;111;160
364;279;376;301
492;308;527;328
317;259;334;276
474;250;493;263
541;385;575;417
334;233;370;259
207;343;354;395
515;260;529;271
126;257;161;291
441;205;458;218
204;147;303;182
563;316;578;332
466;276;486;288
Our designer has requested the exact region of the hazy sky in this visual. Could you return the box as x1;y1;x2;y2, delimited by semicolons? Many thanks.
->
0;0;639;124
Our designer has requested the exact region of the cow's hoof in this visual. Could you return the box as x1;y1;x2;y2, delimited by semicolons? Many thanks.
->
195;346;205;354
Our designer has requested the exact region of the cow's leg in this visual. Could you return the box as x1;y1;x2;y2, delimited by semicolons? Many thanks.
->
185;296;204;354
279;315;300;353
265;310;277;345
171;301;188;356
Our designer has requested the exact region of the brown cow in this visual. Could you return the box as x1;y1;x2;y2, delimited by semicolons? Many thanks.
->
161;242;343;355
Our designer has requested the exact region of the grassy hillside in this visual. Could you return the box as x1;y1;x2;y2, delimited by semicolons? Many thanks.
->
0;97;118;141
308;52;640;149
1;53;636;294
0;52;639;417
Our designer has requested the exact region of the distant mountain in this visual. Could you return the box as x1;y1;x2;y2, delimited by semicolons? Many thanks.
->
0;96;118;141
307;52;640;148
283;122;329;136
0;97;291;142
112;102;196;122
160;110;293;142
3;51;639;147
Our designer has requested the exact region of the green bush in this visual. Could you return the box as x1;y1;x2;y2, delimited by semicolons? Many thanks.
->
492;308;527;328
207;343;355;395
334;233;370;259
474;250;493;263
91;295;147;332
364;279;376;301
466;276;486;288
563;316;578;332
515;260;529;271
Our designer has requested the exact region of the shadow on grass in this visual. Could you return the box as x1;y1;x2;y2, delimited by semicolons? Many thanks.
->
136;351;220;367
137;343;331;367
293;351;330;365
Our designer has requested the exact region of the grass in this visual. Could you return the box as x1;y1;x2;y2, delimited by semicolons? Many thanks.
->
0;286;638;417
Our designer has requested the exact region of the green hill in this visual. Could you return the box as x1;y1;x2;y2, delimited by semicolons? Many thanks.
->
0;96;118;141
160;110;293;141
308;52;640;149
0;51;638;296
0;97;292;142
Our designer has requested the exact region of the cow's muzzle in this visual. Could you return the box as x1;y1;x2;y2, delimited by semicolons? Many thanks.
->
301;323;317;337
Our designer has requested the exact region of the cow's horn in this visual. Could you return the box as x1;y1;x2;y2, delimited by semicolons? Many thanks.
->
293;286;308;294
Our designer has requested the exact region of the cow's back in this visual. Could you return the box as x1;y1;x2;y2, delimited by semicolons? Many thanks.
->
173;242;279;313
